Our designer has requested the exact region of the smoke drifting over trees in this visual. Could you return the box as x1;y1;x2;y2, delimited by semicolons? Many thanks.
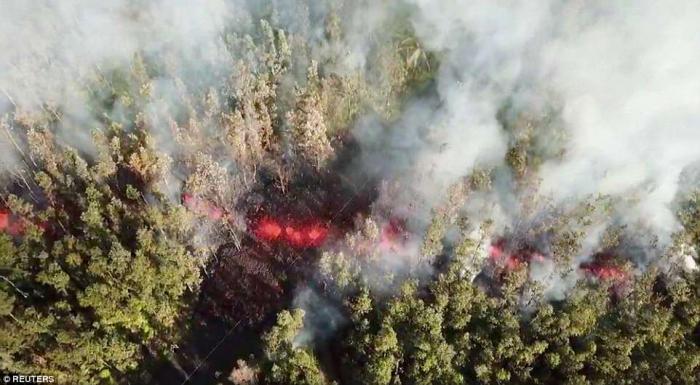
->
0;1;699;384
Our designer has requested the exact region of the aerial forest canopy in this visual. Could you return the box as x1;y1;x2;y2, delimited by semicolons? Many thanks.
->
0;1;699;384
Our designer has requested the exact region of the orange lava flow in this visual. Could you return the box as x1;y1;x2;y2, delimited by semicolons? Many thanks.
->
183;193;224;220
379;218;408;252
251;216;329;249
488;239;545;270
581;264;627;281
255;217;283;241
0;209;26;236
0;211;9;231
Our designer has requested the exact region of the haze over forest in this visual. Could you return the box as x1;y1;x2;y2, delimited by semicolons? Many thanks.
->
0;1;699;384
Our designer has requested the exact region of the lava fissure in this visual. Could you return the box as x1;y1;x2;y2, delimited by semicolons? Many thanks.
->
200;156;381;324
484;238;630;287
251;215;330;249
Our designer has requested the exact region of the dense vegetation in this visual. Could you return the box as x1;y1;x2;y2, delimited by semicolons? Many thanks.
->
253;243;700;385
0;3;698;385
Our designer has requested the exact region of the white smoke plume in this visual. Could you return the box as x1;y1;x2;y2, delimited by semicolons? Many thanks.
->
0;0;248;174
2;0;699;263
0;0;239;106
0;1;246;118
369;0;700;249
536;1;700;238
291;286;346;347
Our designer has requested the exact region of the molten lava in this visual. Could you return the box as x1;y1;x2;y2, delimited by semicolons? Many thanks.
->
307;225;326;243
488;242;503;259
304;223;329;247
579;252;629;284
255;217;283;241
580;262;627;282
285;226;305;247
0;210;8;231
379;218;408;252
251;216;329;249
183;193;224;220
0;209;27;237
488;239;545;270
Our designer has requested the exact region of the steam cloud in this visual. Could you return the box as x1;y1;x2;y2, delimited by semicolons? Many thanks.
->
0;0;248;173
0;0;236;109
2;0;700;262
373;0;700;246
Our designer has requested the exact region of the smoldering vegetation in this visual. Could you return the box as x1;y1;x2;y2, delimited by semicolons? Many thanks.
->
1;1;700;384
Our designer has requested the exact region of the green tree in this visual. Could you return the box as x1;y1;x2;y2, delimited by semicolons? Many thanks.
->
0;128;200;384
262;309;330;385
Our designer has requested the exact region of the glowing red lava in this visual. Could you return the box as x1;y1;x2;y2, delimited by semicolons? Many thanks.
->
488;243;503;259
489;240;521;269
579;251;629;285
305;223;329;247
0;210;27;237
488;239;545;270
0;210;8;231
285;226;305;247
251;216;329;249
580;263;627;282
255;217;283;241
379;218;408;252
183;193;224;220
